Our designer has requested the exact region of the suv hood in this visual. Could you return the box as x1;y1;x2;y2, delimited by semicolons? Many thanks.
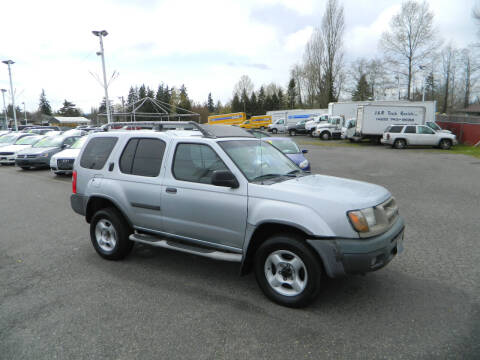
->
250;174;390;211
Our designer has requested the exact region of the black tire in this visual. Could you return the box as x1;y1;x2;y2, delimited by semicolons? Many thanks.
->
289;129;296;136
20;166;29;170
393;139;406;149
439;139;452;150
310;129;315;137
90;207;133;260
272;128;278;134
349;138;355;143
254;234;322;308
320;131;331;141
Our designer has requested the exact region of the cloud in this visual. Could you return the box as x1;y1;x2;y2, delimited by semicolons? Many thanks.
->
284;26;314;53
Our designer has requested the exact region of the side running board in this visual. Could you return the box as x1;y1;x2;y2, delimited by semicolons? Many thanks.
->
129;233;242;262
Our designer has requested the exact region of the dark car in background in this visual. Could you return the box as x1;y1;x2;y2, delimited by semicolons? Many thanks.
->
15;134;81;169
262;137;311;171
287;119;310;136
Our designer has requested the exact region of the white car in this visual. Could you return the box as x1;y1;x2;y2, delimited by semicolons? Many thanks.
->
50;136;87;175
0;135;45;165
381;124;457;150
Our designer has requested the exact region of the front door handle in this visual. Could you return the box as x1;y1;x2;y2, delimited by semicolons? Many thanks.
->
166;187;177;194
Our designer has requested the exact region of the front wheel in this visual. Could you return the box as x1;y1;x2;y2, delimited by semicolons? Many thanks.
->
271;128;278;134
254;234;322;308
320;131;330;141
90;207;133;260
439;139;452;150
289;129;296;136
309;129;315;137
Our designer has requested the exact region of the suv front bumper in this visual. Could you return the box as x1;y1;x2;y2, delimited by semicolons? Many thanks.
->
306;217;404;278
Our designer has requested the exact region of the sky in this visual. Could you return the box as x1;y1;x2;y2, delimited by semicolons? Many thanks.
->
0;0;477;113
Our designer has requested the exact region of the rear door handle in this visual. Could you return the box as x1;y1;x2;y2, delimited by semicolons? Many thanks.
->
166;187;177;194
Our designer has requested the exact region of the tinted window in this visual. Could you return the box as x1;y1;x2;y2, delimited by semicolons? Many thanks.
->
173;143;228;184
119;138;166;177
388;126;403;133
80;137;118;170
418;126;435;134
404;126;417;134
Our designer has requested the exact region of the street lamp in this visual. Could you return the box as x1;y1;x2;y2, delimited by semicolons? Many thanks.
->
1;89;7;130
22;102;27;125
92;30;112;123
418;65;426;102
2;60;18;131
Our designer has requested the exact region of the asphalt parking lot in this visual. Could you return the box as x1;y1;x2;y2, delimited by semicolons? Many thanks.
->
1;138;479;359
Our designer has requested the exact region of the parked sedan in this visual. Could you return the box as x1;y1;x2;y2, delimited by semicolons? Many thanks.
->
50;136;87;175
262;137;310;171
15;134;81;169
0;132;35;148
0;135;45;165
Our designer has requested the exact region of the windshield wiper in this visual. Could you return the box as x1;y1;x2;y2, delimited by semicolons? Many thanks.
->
251;173;285;181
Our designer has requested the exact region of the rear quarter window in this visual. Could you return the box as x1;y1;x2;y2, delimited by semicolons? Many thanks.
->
80;137;118;170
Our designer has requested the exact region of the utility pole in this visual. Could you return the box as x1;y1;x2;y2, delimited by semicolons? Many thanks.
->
2;60;18;131
92;30;112;123
1;89;7;130
22;102;27;124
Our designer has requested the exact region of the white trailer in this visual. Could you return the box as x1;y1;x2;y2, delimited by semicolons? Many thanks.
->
329;100;436;123
267;109;327;133
354;104;426;142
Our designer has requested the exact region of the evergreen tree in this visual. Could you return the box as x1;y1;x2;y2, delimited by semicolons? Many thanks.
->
352;74;373;101
138;84;147;99
207;93;215;112
38;89;52;115
231;93;242;112
99;97;113;114
164;85;172;113
264;94;274;112
271;93;280;110
277;88;285;109
240;89;249;113
127;86;138;107
424;71;435;101
178;84;191;111
257;86;266;114
156;84;164;103
250;92;258;115
58;100;80;116
287;78;296;109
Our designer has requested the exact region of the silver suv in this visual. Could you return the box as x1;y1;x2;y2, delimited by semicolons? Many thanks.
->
381;124;457;149
71;122;405;307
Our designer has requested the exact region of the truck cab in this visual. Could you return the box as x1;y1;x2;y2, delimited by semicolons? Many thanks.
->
341;118;356;141
305;114;329;136
314;116;344;140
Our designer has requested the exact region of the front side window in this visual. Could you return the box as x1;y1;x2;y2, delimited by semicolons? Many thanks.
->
219;140;300;182
173;143;228;184
119;138;166;177
80;137;118;170
418;126;435;134
404;126;416;134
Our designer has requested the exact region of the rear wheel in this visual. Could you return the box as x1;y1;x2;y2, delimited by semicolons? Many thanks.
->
289;129;296;136
393;139;406;149
439;139;452;150
254;234;322;308
90;207;133;260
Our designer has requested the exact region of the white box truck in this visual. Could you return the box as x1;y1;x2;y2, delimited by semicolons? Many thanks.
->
267;109;327;134
353;104;426;142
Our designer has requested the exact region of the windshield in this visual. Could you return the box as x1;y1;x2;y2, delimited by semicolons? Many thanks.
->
265;139;300;154
0;134;18;143
219;140;300;182
33;136;64;148
15;136;42;145
426;122;441;131
71;136;87;149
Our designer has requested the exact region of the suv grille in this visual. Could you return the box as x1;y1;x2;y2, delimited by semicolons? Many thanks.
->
57;158;75;170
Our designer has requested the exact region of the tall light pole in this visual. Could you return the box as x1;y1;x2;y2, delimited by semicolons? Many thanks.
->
1;89;7;129
2;60;18;131
419;65;426;102
92;30;112;123
395;74;400;100
22;102;27;124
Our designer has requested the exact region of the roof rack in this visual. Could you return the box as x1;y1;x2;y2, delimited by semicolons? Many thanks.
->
101;121;255;139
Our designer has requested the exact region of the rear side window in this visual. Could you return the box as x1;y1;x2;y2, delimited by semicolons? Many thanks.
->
173;143;228;184
80;137;118;170
388;126;403;133
119;138;166;177
404;126;417;134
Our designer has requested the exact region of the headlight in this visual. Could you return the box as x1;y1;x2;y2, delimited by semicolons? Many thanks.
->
299;159;309;169
347;198;399;237
40;153;49;158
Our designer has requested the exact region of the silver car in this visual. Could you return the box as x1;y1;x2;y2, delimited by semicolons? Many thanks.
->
71;122;405;308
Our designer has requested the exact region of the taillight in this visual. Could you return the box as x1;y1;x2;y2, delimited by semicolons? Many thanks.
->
72;170;77;194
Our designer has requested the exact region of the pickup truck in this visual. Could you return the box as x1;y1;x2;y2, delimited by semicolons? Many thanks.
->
70;122;405;308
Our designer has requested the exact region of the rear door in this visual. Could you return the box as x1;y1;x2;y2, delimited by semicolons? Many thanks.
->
403;125;418;144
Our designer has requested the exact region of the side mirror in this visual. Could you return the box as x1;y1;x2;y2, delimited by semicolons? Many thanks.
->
211;170;239;188
302;149;308;154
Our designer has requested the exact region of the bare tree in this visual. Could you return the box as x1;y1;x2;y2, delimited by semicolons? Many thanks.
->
321;0;345;106
233;75;254;98
460;48;480;108
290;64;305;106
380;0;437;100
440;44;456;113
